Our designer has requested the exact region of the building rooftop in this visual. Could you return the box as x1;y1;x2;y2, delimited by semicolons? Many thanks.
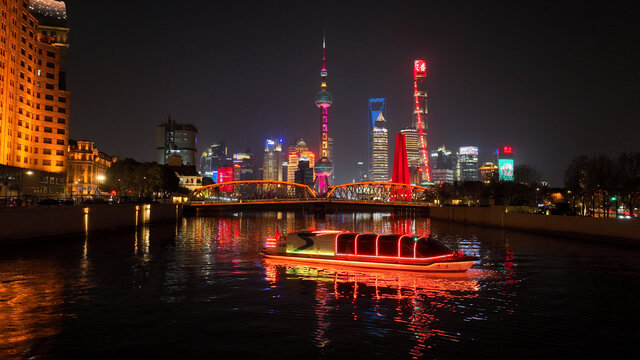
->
29;0;67;27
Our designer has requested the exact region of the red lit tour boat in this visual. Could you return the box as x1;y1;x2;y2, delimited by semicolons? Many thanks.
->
263;230;478;272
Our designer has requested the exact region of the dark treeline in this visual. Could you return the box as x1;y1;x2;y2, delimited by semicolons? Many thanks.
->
564;152;640;217
104;158;185;202
438;164;542;206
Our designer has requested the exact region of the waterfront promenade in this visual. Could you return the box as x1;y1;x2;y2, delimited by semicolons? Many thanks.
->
0;203;182;245
431;206;640;242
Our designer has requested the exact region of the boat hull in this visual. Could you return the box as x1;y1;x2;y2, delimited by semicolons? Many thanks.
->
263;254;476;272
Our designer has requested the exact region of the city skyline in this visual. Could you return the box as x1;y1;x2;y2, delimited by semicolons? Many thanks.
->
65;1;639;186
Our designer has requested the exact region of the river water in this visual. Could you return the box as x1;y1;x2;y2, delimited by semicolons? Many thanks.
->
1;211;638;359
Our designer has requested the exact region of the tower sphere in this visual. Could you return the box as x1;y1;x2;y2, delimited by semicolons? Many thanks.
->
315;91;333;108
314;157;333;176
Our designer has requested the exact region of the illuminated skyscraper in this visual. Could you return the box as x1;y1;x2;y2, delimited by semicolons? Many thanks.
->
314;34;333;194
0;0;70;177
401;127;421;184
413;60;431;181
354;161;367;182
263;138;283;181
287;139;315;183
370;113;389;182
458;146;479;182
199;141;229;179
368;98;386;176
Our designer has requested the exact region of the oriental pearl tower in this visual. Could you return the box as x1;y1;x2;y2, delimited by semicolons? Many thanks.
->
313;35;333;194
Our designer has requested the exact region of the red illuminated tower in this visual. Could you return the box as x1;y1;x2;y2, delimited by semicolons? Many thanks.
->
314;34;333;194
413;60;431;182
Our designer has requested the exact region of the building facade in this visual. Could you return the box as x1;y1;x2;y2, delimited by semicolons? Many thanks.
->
287;139;314;183
199;141;229;179
354;161;367;182
458;146;479;182
233;150;255;181
0;0;71;176
156;116;197;166
66;140;116;196
368;98;386;177
294;157;314;187
370;113;389;182
263;138;283;181
412;60;430;181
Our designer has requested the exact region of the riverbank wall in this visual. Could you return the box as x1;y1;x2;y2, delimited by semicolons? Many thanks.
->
0;203;183;245
430;206;640;242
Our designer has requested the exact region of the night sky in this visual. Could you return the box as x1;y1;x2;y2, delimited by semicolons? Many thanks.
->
65;0;639;186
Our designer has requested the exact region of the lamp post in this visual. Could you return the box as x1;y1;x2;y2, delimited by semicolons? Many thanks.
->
96;175;105;198
18;170;34;206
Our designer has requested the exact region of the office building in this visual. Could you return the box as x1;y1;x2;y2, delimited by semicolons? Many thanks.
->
498;146;514;182
354;161;367;182
199;142;229;179
458;146;479;182
431;169;455;185
479;162;498;183
368;98;386;176
0;0;70;175
233;150;255;181
263;138;283;181
156;116;197;166
412;60;430;181
370;113;389;182
294;157;314;187
287;139;315;183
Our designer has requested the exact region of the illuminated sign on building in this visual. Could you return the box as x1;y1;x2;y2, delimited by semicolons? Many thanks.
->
414;60;426;77
499;159;514;181
503;146;513;154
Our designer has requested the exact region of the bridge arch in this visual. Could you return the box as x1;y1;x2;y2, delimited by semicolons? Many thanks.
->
192;180;316;201
325;182;438;203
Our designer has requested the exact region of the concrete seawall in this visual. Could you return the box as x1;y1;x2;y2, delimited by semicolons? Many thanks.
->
430;206;640;242
0;203;183;245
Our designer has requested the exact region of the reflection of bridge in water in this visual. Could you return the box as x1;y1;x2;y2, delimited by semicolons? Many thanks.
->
188;180;438;212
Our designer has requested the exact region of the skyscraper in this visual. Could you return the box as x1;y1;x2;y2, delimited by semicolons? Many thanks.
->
263;138;283;181
156;116;198;166
368;98;386;176
413;60;431;181
370;113;389;182
287;139;315;183
354;161;367;182
458;146;479;182
233;149;255;180
313;34;333;194
199;141;229;179
0;0;70;176
401;128;421;184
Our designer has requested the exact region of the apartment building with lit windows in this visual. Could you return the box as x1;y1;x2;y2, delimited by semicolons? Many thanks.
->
0;0;70;198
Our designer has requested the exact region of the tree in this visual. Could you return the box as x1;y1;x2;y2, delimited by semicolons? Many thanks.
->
514;164;540;185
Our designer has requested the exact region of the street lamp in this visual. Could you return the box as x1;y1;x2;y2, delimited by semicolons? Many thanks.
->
96;175;105;197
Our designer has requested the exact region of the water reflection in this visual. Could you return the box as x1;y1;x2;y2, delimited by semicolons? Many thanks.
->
1;211;635;358
0;262;63;358
264;259;483;358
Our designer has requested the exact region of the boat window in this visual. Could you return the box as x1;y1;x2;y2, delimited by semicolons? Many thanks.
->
356;234;377;256
399;235;416;258
415;236;453;258
336;233;357;254
377;234;400;257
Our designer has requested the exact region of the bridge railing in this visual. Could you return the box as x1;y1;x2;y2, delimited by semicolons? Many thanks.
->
325;182;438;204
192;180;316;202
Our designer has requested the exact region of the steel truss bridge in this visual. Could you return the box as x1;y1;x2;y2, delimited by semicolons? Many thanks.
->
190;181;437;208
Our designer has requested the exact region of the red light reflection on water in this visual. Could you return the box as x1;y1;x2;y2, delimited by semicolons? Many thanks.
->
264;259;484;357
